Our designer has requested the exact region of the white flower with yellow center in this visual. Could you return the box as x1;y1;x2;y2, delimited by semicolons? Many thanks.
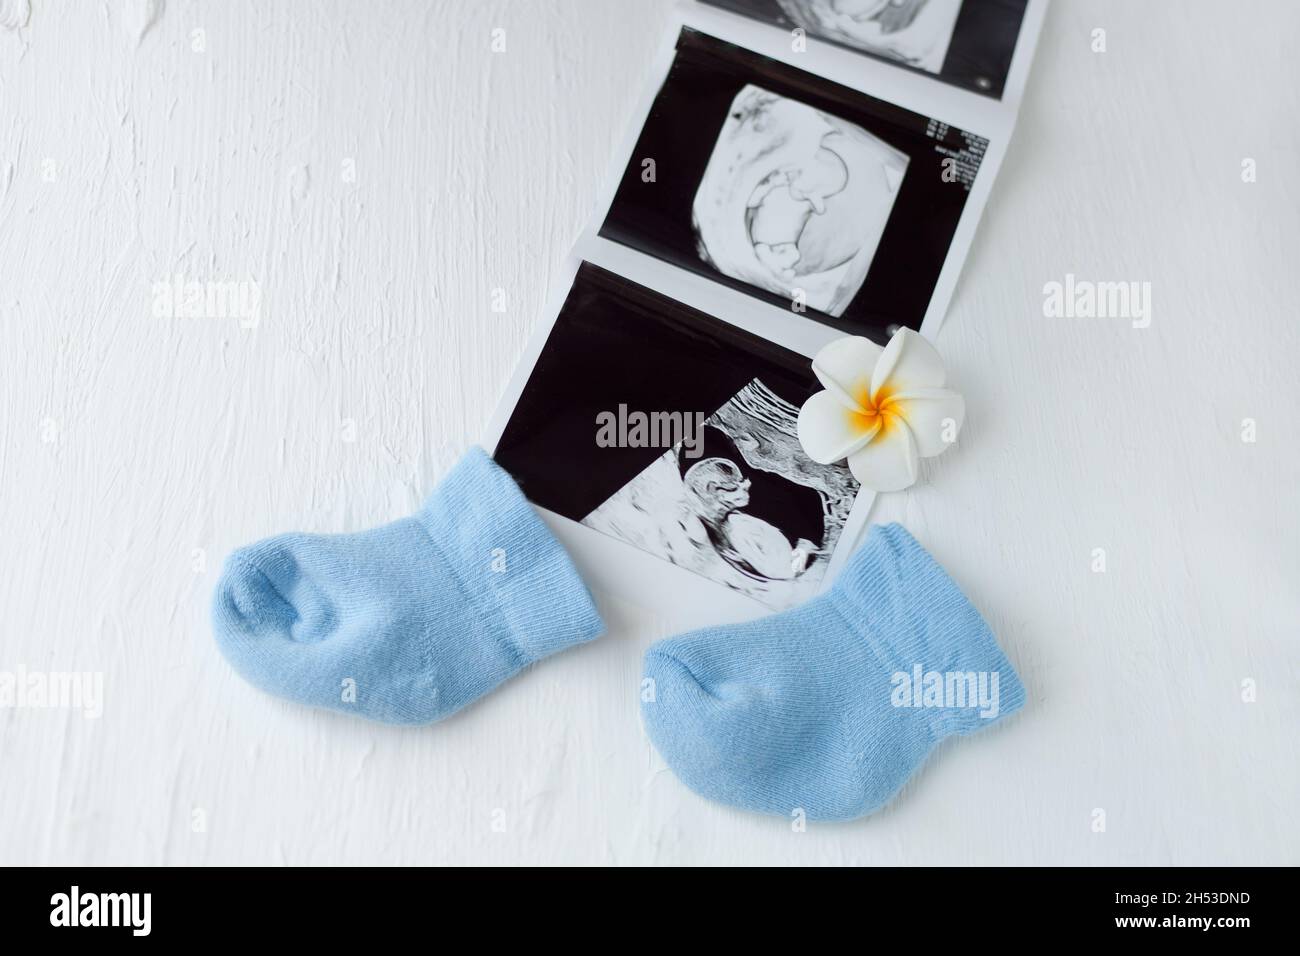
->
796;329;964;492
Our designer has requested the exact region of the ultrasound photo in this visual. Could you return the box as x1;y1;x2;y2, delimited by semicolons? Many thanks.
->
692;84;909;318
493;263;859;608
584;378;856;606
599;29;990;342
701;0;1030;98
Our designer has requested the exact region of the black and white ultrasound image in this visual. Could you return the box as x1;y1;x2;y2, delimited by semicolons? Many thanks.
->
701;0;1030;99
599;29;989;343
493;264;858;608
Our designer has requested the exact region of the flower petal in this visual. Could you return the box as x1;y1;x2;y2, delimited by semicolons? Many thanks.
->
797;389;880;464
891;387;964;458
847;416;919;492
811;335;883;411
870;328;946;403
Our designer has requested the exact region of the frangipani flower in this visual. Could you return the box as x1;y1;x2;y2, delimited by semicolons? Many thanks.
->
796;329;964;492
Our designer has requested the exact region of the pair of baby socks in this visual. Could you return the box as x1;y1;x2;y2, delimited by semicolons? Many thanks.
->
212;447;1023;821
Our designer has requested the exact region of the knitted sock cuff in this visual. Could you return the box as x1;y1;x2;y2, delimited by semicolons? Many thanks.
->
417;447;604;663
830;523;1026;736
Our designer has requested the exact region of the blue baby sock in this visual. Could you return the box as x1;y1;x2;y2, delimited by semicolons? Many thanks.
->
641;523;1025;821
212;447;603;724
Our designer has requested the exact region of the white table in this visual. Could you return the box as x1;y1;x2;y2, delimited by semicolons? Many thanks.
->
1;0;1295;865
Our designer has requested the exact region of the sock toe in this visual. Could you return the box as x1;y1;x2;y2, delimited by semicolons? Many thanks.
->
217;539;337;641
643;647;708;711
211;538;341;702
641;643;779;810
641;647;716;775
216;554;296;635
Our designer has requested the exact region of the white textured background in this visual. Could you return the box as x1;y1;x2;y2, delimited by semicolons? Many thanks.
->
1;0;1296;866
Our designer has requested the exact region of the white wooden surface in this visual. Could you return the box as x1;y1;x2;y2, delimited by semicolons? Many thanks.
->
1;0;1296;866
